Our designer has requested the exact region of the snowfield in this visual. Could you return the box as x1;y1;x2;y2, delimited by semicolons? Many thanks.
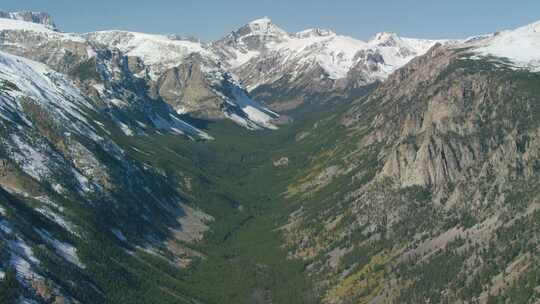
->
219;17;448;81
0;15;279;131
35;229;85;268
85;30;216;78
471;21;540;72
0;17;55;34
1;12;540;136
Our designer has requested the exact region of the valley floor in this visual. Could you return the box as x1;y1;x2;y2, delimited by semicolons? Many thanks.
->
117;106;341;304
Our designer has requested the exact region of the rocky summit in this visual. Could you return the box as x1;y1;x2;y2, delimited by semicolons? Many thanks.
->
0;10;539;304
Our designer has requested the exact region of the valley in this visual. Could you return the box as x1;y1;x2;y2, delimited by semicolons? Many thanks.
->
116;104;349;304
0;10;539;304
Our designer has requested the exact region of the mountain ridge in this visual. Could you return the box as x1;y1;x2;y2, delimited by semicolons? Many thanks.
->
0;10;540;304
0;11;57;31
4;11;539;114
0;12;280;132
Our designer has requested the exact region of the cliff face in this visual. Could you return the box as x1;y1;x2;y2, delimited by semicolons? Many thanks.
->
1;11;540;304
0;11;57;30
348;45;540;195
284;45;540;303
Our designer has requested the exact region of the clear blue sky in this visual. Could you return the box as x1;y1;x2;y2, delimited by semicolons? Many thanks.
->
2;0;540;41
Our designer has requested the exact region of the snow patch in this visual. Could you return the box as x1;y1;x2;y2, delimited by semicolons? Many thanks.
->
35;229;85;268
471;21;540;72
71;168;93;193
223;19;446;80
0;219;13;234
85;31;214;79
151;114;213;140
117;120;134;136
8;238;40;280
52;183;64;194
9;134;50;181
111;229;127;242
0;17;54;34
109;98;128;108
227;85;278;130
0;50;100;140
35;205;78;236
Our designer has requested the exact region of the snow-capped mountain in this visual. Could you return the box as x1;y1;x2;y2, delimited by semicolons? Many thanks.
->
0;12;456;119
0;50;215;303
84;30;215;80
217;17;443;81
213;18;449;108
1;9;540;304
0;11;57;30
84;30;278;129
0;50;98;139
2;11;540;126
0;13;278;131
465;20;540;72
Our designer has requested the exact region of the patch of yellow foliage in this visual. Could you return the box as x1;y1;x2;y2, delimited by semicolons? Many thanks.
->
323;252;390;304
286;148;338;196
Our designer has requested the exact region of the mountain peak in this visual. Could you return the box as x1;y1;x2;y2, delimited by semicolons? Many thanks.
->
244;17;287;37
0;11;57;31
295;28;336;39
471;19;540;72
369;31;402;46
249;17;272;26
520;19;540;33
214;17;289;53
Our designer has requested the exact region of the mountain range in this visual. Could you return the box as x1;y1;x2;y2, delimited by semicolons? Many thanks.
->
0;10;539;304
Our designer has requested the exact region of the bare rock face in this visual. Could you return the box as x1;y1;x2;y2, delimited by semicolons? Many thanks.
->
213;19;446;111
273;157;289;167
285;43;540;304
229;50;379;110
0;16;277;130
0;30;90;74
0;50;217;303
152;56;224;119
349;45;538;194
345;47;469;189
212;17;289;64
0;11;57;30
